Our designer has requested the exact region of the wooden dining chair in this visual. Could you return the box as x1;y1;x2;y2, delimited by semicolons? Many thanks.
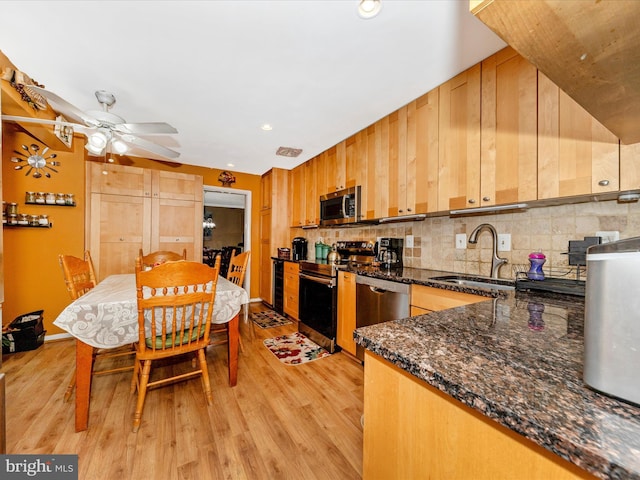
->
59;251;134;402
211;251;252;349
137;249;187;271
131;261;219;432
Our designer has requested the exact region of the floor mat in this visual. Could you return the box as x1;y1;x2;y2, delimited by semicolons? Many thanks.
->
263;332;331;365
251;310;292;329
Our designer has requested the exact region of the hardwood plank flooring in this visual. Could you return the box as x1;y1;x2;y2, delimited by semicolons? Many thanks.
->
1;303;364;479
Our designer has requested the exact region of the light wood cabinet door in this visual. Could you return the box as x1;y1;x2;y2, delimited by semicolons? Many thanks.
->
337;270;357;356
538;72;619;199
260;170;272;210
89;162;151;196
259;209;273;304
481;47;538;207
387;107;409;217
304;158;318;226
289;164;305;227
151;197;202;260
283;261;299;320
364;118;391;219
344;135;358;189
438;64;481;211
620;143;640;192
346;130;368;215
90;192;152;280
407;89;439;214
151;169;202;201
314;152;328;197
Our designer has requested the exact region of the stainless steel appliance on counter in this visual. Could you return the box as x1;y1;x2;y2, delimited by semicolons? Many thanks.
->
319;186;361;226
298;240;375;353
355;275;410;361
584;236;640;406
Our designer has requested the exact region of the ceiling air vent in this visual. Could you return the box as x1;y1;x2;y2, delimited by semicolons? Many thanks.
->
276;146;302;157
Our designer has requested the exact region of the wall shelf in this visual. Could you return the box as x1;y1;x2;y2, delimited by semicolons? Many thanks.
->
24;202;75;207
3;223;52;229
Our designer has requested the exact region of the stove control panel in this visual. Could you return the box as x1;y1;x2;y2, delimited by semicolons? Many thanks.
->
336;240;375;254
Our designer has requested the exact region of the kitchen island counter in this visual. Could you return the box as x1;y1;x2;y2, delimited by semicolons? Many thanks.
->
353;268;640;479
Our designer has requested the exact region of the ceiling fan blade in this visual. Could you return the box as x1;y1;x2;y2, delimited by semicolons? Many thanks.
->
2;114;80;129
119;135;180;160
113;122;178;135
27;86;100;127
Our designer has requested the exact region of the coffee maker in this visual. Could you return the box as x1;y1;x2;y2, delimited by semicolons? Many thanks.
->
292;237;308;261
376;237;403;269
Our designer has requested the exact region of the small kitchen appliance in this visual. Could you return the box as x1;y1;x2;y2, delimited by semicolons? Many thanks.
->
292;237;308;261
376;238;403;269
319;186;361;226
583;236;640;406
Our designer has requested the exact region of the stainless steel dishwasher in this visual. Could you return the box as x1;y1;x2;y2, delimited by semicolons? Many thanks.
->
355;275;410;361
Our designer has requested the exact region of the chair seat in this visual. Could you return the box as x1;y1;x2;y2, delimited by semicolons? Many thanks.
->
145;327;205;350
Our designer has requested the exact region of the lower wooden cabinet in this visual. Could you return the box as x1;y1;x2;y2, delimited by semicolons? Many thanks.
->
363;351;595;479
337;270;357;356
283;261;299;320
411;284;485;313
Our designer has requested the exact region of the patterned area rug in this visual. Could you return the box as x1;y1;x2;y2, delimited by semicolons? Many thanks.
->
263;332;331;365
251;310;292;329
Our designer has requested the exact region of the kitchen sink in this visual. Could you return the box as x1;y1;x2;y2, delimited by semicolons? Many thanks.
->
430;275;515;291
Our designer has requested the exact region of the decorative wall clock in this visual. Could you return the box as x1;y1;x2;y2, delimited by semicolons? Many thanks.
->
11;142;61;178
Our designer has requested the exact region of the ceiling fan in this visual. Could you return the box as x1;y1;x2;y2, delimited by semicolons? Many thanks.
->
1;87;181;162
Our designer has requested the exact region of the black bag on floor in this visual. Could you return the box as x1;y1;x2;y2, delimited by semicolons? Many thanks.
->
2;310;46;354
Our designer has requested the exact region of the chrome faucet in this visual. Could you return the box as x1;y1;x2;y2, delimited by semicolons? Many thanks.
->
468;223;508;279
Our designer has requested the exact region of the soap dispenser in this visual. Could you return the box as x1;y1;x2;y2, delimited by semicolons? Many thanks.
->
527;251;546;280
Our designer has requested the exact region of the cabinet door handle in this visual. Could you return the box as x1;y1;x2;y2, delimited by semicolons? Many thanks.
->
482;197;490;202
407;208;412;212
468;199;476;204
598;179;610;186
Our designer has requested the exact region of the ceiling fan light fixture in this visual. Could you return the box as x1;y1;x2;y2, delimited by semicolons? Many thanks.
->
88;130;109;149
85;142;104;155
112;139;128;154
358;0;382;19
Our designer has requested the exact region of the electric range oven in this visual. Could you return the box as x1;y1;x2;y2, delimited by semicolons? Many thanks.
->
298;240;375;353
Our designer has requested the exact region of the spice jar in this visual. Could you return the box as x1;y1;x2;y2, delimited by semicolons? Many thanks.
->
29;215;40;226
65;193;75;206
38;214;49;226
7;202;18;216
8;213;18;225
18;213;29;225
35;192;46;204
25;191;36;203
56;193;66;205
45;192;56;204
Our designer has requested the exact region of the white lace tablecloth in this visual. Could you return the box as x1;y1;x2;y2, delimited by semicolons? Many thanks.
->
53;274;249;349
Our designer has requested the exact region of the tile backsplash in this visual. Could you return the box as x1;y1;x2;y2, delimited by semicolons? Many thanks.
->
300;198;640;280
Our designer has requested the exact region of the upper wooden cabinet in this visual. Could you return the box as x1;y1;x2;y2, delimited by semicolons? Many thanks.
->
538;72;619;199
620;143;640;192
289;164;305;228
471;0;640;145
407;89;439;214
480;47;538;207
438;64;481;211
304;158;318;226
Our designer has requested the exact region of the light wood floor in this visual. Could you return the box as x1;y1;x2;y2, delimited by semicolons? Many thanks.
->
1;303;364;479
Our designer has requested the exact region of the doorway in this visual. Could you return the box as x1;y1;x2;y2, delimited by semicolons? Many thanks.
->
203;185;252;297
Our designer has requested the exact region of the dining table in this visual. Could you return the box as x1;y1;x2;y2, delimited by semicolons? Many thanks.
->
53;273;249;432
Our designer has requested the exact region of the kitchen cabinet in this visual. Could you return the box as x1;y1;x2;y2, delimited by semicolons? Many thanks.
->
538;72;619;199
620;142;640;192
363;116;395;220
345;131;366;191
363;351;595;479
471;0;640;145
259;168;289;306
260;169;272;210
289;164;305;228
480;47;538;207
438;64;482;211
410;284;485;315
337;270;357;356
304;158;318;226
87;163;203;281
283;261;299;320
406;89;439;214
386;107;409;217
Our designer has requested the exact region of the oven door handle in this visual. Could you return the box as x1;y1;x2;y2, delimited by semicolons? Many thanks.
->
300;272;336;287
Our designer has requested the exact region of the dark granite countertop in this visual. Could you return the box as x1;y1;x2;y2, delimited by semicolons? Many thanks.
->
352;267;640;480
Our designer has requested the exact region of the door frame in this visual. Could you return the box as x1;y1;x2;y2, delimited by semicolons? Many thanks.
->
202;185;252;297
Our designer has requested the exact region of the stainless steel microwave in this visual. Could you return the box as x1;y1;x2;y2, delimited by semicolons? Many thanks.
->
320;186;361;226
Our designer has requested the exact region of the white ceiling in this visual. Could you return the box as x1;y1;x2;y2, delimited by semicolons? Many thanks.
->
0;0;505;176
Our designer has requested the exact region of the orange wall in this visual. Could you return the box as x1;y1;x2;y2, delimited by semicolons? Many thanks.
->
2;126;86;335
2;128;263;336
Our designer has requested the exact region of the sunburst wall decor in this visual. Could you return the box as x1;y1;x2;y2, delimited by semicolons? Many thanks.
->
11;142;61;178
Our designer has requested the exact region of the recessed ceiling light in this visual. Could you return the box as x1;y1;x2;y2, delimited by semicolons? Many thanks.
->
358;0;382;19
261;124;273;131
227;163;235;167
